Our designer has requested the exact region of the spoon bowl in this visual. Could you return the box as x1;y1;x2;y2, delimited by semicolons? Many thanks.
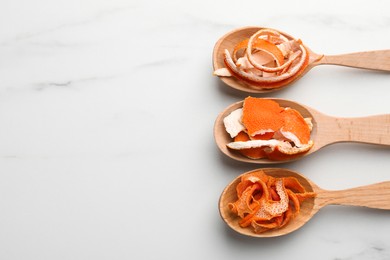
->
213;26;390;93
219;168;390;237
214;98;390;164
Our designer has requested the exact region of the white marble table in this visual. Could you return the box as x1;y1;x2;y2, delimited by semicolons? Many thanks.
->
1;0;390;259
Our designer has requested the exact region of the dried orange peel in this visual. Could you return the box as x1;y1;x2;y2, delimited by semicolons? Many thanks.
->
223;97;314;160
214;28;309;89
229;170;316;234
233;132;266;159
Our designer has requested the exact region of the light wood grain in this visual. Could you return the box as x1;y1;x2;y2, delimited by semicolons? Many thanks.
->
213;26;390;93
315;182;390;210
213;98;390;164
315;50;390;71
219;168;390;238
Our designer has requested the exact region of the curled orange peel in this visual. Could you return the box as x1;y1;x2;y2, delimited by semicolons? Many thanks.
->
246;30;297;73
229;183;261;218
233;38;285;67
229;170;316;234
217;28;309;89
224;48;307;85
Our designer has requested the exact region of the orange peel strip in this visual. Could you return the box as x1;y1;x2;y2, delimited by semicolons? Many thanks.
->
295;192;316;202
246;29;305;73
279;206;294;229
234;131;266;159
251;216;284;234
287;189;300;215
237;38;285;67
264;141;314;161
228;183;261;218
232;38;284;65
252;132;275;140
283;176;306;193
236;170;270;199
223;47;307;85
239;50;309;89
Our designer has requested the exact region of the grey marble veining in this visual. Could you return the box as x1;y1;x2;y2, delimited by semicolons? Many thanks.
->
0;0;390;259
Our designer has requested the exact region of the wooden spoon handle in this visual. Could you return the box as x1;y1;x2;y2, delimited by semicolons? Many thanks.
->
318;50;390;71
318;114;390;146
318;182;390;210
339;115;390;145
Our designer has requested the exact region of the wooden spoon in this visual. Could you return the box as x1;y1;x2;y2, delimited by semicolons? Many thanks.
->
219;168;390;238
214;98;390;164
213;26;390;93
